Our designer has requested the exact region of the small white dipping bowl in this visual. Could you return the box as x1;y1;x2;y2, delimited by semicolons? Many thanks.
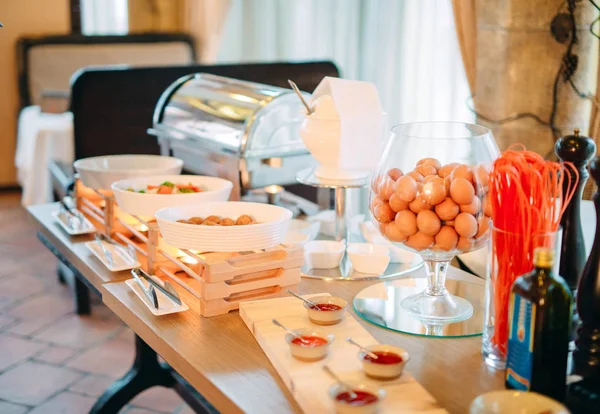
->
285;328;334;362
303;295;348;326
347;243;390;274
304;240;345;269
469;391;570;414
328;381;386;414
307;210;336;237
284;231;310;247
359;344;409;380
289;219;320;241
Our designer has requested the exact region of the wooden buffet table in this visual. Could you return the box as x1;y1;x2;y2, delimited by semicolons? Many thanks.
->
28;202;504;414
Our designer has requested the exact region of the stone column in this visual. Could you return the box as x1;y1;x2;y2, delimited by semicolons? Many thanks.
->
476;0;597;156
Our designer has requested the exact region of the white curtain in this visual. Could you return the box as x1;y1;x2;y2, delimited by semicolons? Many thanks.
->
216;0;473;127
81;0;129;35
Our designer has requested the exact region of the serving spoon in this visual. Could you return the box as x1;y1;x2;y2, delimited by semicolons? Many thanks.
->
272;319;309;344
346;337;379;360
287;289;320;310
287;79;314;115
323;365;357;399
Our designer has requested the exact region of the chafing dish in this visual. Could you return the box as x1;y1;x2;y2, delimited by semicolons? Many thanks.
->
148;74;318;201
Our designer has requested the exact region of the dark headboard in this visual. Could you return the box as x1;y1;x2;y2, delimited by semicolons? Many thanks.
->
70;61;340;160
16;33;196;109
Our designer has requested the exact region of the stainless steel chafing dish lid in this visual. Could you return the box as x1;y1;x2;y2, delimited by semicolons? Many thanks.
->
151;73;311;158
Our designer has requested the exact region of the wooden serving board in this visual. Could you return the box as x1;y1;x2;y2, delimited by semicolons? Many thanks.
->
240;295;448;413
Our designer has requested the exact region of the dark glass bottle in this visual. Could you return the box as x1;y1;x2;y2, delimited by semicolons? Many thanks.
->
505;247;573;401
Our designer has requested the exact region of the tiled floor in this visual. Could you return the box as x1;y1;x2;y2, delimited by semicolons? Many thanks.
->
0;193;195;413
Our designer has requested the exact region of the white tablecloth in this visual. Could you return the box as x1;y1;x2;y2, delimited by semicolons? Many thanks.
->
15;106;74;206
458;200;596;277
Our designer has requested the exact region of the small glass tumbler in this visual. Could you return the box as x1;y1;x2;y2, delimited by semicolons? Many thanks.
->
482;225;562;369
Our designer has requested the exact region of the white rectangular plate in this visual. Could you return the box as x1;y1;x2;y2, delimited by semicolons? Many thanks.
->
52;210;96;235
85;241;140;272
125;276;189;316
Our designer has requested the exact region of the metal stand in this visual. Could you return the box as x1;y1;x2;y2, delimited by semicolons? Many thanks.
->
90;335;216;414
296;168;423;281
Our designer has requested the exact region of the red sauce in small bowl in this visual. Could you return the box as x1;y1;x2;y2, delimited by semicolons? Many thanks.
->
310;303;342;311
364;351;403;364
335;390;379;406
291;335;328;347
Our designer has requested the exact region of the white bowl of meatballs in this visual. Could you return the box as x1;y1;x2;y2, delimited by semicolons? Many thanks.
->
155;201;293;252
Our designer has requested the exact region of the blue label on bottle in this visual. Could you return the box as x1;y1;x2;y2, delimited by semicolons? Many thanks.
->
506;293;536;391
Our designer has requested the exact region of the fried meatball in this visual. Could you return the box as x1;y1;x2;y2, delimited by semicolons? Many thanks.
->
236;214;254;225
205;215;222;224
221;218;235;226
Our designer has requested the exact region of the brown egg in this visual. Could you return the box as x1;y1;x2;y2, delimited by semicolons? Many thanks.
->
483;193;492;217
434;225;459;251
438;163;459;178
370;195;384;212
417;157;442;170
378;177;396;201
417;210;441;236
189;217;204;225
405;232;434;251
395;210;418;236
435;197;459;221
454;212;478;238
205;215;222;224
389;193;409;212
202;220;218;226
452;164;474;182
421;181;446;206
473;164;489;187
415;164;438;177
378;221;388;234
374;202;396;223
406;171;424;182
371;174;383;193
457;237;475;252
394;175;418;202
387;168;404;181
476;216;491;239
409;195;431;214
385;222;408;242
423;175;444;185
450;178;475;205
460;197;481;216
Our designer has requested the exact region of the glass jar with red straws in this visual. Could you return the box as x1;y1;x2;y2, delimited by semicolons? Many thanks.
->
481;145;578;369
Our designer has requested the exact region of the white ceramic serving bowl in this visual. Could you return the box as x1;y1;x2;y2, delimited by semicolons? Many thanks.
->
155;202;292;252
328;381;386;414
284;231;310;247
111;175;233;217
347;243;390;274
304;240;345;269
288;219;320;241
74;155;183;190
359;344;409;380
359;221;414;263
303;295;348;326
285;328;335;362
307;210;336;237
469;390;570;414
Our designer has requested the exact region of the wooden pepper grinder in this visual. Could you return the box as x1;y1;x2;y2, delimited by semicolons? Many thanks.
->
555;128;596;292
572;156;600;379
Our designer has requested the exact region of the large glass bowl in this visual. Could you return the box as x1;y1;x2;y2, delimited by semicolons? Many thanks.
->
369;122;500;323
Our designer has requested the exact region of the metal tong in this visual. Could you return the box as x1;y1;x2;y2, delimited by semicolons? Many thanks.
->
96;233;137;265
60;199;83;229
131;269;159;309
132;268;182;306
